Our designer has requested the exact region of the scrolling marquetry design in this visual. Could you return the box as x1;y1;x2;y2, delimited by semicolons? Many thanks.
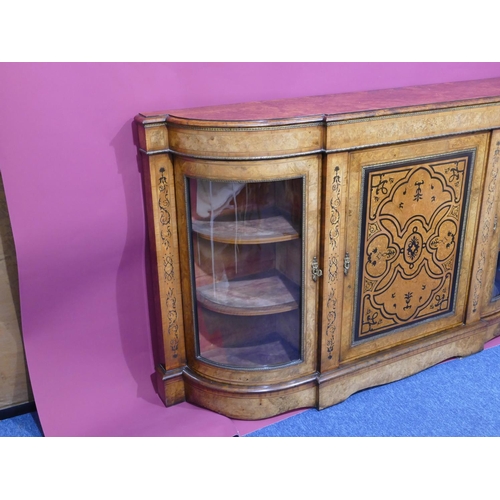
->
472;141;500;313
354;152;474;342
325;166;342;358
158;167;180;357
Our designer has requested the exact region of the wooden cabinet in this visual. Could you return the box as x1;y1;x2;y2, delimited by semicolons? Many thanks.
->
136;77;500;419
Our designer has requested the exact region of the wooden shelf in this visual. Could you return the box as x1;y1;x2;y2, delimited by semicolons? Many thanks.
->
202;334;299;368
196;272;300;316
191;214;299;244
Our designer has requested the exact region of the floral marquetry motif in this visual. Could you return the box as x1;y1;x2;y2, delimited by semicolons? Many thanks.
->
354;152;475;342
472;137;500;317
157;166;181;358
321;155;347;369
325;166;342;348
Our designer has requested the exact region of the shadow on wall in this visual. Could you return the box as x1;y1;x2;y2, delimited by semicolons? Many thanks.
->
110;119;163;406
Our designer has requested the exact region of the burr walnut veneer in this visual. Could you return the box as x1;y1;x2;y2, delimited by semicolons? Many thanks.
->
136;78;500;419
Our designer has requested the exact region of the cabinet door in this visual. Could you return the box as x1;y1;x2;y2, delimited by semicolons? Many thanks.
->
174;155;321;385
341;134;489;363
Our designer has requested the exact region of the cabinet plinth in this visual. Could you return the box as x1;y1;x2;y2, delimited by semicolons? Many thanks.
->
136;77;500;420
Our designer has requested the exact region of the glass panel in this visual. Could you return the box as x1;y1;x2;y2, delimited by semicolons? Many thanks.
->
187;177;303;368
492;244;500;301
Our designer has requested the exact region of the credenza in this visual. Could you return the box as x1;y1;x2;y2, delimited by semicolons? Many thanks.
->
135;77;500;419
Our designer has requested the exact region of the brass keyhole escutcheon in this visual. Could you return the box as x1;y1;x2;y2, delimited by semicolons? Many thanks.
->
344;252;350;276
312;257;323;282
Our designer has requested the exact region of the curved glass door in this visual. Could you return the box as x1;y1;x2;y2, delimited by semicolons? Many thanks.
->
187;177;303;368
491;243;500;301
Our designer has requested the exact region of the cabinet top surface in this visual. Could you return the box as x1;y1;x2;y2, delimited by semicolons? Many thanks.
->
139;77;500;127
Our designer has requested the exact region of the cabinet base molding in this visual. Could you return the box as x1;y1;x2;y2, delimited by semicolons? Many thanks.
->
156;365;186;407
158;321;492;420
317;322;490;410
182;368;318;420
483;313;500;342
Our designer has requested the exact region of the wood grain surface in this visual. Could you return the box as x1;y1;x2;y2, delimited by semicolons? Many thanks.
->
141;78;500;125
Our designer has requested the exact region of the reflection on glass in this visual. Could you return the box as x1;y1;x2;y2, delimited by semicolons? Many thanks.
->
188;178;303;368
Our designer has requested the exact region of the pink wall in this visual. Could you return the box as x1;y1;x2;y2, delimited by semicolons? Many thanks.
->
2;63;500;436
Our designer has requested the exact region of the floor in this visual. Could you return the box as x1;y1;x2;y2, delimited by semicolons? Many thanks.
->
2;336;500;437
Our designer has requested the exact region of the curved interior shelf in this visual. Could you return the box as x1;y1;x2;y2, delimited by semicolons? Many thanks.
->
196;271;300;316
191;215;299;244
201;332;299;368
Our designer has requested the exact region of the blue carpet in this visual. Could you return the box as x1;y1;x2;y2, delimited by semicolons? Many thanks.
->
2;346;499;437
247;345;500;437
0;412;43;437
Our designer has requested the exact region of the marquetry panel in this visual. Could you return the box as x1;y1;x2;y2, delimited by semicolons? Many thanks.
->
341;134;489;362
355;151;473;341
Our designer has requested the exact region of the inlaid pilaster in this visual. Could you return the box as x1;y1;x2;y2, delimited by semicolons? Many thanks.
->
469;130;500;321
319;153;348;371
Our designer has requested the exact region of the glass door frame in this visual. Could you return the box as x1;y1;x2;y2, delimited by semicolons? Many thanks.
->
173;155;321;385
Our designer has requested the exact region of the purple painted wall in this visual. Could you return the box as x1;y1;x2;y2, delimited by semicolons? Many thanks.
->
2;63;500;436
